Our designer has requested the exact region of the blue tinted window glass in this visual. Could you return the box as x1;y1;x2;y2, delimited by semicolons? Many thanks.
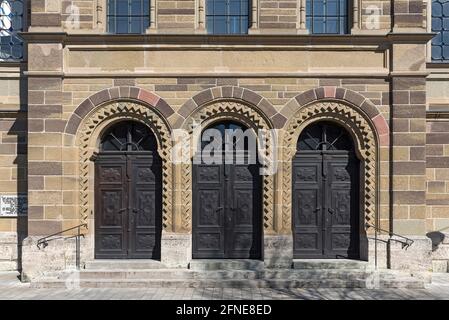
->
339;0;347;15
326;17;338;33
229;16;241;33
116;0;129;15
206;0;214;15
327;0;338;15
433;2;442;16
433;17;442;30
206;16;214;33
241;16;248;31
0;0;24;61
214;16;227;34
206;0;249;34
313;0;325;15
107;0;150;34
306;0;349;34
130;0;142;15
443;2;449;15
432;0;449;61
313;17;325;33
229;0;242;15
215;0;227;15
130;18;141;33
443;45;449;59
116;17;129;33
306;17;312;30
432;46;442;59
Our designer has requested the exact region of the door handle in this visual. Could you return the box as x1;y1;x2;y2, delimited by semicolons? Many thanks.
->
216;207;224;212
328;208;335;215
314;207;321;212
117;208;127;215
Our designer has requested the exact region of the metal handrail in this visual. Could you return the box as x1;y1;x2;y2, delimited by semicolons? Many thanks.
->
366;222;414;249
37;223;88;270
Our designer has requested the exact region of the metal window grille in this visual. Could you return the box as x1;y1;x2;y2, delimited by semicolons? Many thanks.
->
107;0;150;34
306;0;349;34
0;0;24;61
431;0;449;62
206;0;250;34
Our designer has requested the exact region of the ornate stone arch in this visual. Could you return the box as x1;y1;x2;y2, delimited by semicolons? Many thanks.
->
74;101;174;231
281;98;384;233
179;99;277;234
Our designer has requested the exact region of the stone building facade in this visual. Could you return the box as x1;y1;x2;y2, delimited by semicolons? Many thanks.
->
0;0;448;280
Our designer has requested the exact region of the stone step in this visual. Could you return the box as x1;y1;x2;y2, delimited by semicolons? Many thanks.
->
31;278;368;289
293;259;368;270
84;260;166;270
30;277;425;289
189;259;265;271
55;269;371;281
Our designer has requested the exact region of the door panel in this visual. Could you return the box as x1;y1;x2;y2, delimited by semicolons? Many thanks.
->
192;162;262;259
228;164;262;258
293;152;359;259
324;154;359;258
129;155;162;259
95;156;128;259
292;155;323;258
95;153;162;259
193;164;226;258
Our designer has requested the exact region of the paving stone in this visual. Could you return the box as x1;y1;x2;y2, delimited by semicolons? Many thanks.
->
1;272;449;300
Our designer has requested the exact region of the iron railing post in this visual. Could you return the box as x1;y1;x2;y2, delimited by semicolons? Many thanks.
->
76;226;81;270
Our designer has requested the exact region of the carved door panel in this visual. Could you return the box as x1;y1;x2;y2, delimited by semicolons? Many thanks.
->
95;155;128;259
293;153;359;259
192;162;262;259
193;164;226;258
128;155;162;259
228;164;262;259
324;154;359;259
95;154;162;259
292;154;324;258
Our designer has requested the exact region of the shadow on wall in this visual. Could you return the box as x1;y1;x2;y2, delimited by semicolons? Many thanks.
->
5;63;28;273
426;231;446;251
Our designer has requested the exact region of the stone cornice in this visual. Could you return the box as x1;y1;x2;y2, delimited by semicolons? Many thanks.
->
19;32;435;46
427;107;449;119
24;71;391;78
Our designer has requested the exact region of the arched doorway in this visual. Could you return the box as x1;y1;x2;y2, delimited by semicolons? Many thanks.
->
192;121;262;259
94;121;162;259
293;121;361;259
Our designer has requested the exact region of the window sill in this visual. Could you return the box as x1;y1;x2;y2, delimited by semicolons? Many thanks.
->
427;62;449;68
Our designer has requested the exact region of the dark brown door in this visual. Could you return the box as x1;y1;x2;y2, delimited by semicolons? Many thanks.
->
192;121;262;259
293;122;360;259
95;154;162;259
94;121;162;259
192;162;262;259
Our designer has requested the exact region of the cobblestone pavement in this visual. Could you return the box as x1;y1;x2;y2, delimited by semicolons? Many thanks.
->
0;272;449;300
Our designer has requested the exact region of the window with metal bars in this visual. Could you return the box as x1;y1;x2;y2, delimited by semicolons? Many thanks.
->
306;0;349;34
0;0;24;61
100;121;158;152
431;0;449;62
107;0;150;34
297;122;354;152
206;0;250;34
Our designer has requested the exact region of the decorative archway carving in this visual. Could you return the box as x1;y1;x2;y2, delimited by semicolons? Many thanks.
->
180;100;277;234
76;101;174;231
281;101;379;232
